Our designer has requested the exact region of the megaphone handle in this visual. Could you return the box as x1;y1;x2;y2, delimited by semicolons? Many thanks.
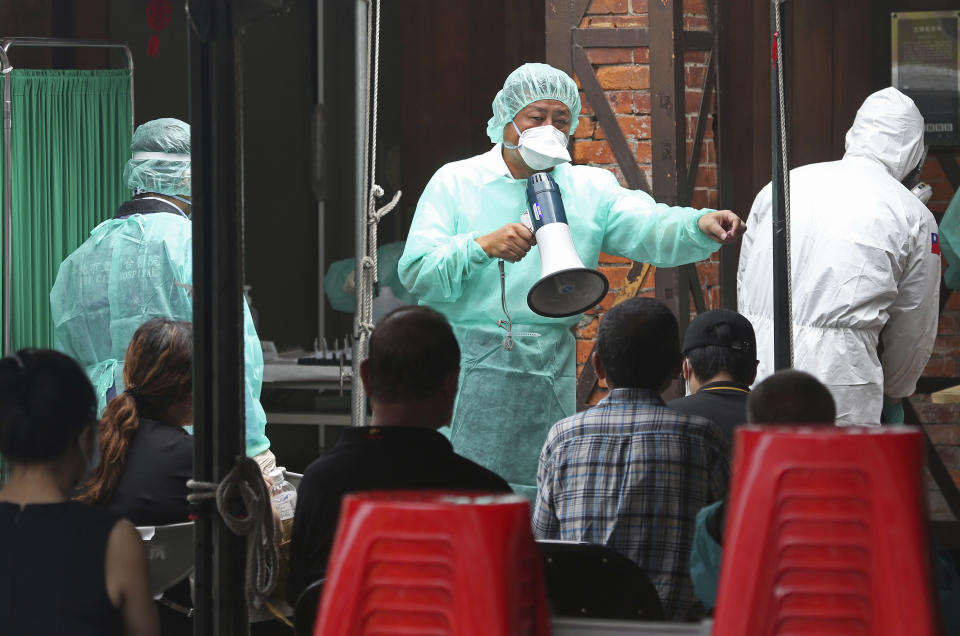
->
496;259;515;351
520;210;534;233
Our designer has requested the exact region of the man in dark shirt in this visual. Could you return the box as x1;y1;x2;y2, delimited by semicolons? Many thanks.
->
668;309;758;448
286;306;511;605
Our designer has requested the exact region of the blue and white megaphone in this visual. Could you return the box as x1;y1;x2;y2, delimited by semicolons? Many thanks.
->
523;172;609;317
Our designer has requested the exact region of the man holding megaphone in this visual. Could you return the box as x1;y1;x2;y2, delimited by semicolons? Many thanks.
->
399;63;744;500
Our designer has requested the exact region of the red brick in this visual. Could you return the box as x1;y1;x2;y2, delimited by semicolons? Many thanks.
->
605;165;628;186
589;15;649;28
939;315;956;335
705;286;722;310
579;16;592;27
636;140;652;164
606;91;635;114
685;90;706;115
573;139;616;164
580;91;594;115
695;260;719;287
683;0;707;14
925;424;960;445
587;0;628;14
586;291;617;315
683;15;708;30
602;265;631;290
633;0;649;12
573;116;596;139
924;356;956;377
585;47;633;65
596;65;650;90
933;337;960;356
685;64;707;89
619;114;651;139
576;339;595;365
633;47;650;63
687;113;714;138
694;165;717;188
599;252;632;265
634;92;651;114
684;51;709;64
577;316;600;339
686;138;715;164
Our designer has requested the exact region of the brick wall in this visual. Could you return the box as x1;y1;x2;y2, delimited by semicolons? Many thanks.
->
571;0;722;404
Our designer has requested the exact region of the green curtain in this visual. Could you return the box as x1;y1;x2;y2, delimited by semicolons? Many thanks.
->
0;69;132;351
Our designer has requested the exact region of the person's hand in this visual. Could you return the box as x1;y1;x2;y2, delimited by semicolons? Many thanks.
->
697;210;746;244
476;223;537;262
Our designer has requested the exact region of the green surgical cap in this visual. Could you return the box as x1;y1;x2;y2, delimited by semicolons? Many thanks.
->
486;63;581;144
123;118;191;196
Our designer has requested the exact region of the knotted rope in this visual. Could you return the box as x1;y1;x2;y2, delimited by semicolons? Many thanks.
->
187;456;279;611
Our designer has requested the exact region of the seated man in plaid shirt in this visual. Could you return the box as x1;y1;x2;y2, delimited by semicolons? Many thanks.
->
532;297;730;620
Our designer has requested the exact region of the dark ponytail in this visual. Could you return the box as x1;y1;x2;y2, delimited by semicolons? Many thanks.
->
78;319;192;504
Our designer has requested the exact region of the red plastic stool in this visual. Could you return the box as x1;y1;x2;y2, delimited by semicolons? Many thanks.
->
313;491;551;636
713;427;938;636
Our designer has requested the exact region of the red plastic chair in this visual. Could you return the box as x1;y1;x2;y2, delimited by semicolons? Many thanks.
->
713;427;939;636
313;491;551;636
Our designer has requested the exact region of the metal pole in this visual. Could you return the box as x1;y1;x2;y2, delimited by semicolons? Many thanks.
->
770;0;792;370
0;38;133;354
187;1;248;633
351;0;369;428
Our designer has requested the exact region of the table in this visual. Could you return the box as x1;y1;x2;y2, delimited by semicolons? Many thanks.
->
262;358;353;450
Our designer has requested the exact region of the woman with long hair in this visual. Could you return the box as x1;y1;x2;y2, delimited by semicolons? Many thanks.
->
0;349;158;635
78;318;193;526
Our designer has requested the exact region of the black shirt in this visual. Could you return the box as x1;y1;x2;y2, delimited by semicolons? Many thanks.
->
0;501;122;636
107;418;193;526
668;381;751;450
286;426;512;604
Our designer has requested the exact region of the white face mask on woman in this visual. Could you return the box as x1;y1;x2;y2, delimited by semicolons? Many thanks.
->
504;121;571;171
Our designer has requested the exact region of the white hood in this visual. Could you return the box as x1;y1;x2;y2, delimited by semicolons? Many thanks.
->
843;87;926;182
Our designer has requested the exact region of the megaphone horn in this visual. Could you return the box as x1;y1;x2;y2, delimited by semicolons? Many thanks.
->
524;172;609;318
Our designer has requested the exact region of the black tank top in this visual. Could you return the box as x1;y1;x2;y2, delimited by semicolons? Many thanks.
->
0;501;122;635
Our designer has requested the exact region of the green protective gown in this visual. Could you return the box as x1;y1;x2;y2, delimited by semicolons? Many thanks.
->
49;203;270;457
398;145;718;499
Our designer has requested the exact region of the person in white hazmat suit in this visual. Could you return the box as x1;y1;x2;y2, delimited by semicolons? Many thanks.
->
399;63;745;498
737;87;940;425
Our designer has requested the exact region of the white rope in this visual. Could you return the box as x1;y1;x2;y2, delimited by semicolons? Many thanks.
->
774;1;794;367
186;456;279;611
352;0;402;425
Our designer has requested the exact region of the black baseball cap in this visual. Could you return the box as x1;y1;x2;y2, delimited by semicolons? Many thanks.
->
682;309;756;356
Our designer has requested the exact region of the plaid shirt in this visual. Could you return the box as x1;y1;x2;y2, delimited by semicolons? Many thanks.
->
532;388;730;620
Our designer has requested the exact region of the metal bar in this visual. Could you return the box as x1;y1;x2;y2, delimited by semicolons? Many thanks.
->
187;0;248;632
351;0;369;428
770;0;792;370
572;45;650;193
685;263;706;313
684;31;714;51
903;399;960;523
573;28;648;48
0;37;134;354
682;52;715;205
712;0;737;310
650;0;687;344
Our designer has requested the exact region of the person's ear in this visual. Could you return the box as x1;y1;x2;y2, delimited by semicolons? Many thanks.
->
359;359;372;394
591;351;606;387
681;357;692;381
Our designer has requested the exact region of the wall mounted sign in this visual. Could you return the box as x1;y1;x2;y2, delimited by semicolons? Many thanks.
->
892;10;960;147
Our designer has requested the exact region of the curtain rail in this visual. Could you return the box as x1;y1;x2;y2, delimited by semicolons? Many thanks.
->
0;37;134;354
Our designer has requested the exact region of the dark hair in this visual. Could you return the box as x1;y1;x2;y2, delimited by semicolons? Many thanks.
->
0;349;96;463
78;319;192;504
747;370;836;425
597;298;680;389
365;306;460;402
686;325;757;384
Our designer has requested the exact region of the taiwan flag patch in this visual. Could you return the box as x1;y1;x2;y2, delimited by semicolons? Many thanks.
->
932;232;941;255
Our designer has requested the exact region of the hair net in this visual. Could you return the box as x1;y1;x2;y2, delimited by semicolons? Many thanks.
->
486;63;581;143
123;118;191;196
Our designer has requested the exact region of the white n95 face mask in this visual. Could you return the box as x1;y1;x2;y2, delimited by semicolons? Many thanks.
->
505;121;571;171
